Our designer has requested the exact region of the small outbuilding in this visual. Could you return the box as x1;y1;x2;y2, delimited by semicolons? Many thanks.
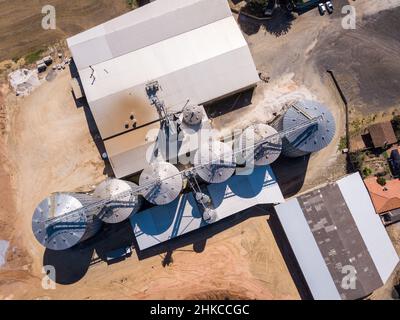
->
367;122;397;149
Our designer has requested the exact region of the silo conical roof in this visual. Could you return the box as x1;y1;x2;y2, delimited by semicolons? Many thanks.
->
139;161;183;205
194;140;236;184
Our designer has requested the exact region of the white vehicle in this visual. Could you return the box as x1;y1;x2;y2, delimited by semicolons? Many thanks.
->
325;1;333;14
318;3;327;15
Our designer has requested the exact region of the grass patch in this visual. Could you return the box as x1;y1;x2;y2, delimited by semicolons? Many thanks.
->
24;49;45;65
338;136;347;151
127;0;139;9
362;167;372;178
349;151;365;172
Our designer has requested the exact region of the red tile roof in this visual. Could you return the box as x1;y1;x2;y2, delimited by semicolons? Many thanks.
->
364;177;400;214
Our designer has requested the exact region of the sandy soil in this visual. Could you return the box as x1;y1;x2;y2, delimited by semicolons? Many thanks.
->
0;70;106;298
0;69;299;300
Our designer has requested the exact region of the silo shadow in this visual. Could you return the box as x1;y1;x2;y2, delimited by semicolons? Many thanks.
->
271;154;310;198
43;244;94;285
68;58;113;177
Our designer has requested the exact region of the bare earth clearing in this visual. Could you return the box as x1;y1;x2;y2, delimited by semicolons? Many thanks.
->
0;0;399;299
0;0;129;62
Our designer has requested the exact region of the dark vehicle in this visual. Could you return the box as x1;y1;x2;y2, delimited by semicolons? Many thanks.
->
325;1;333;14
381;209;400;226
318;3;327;16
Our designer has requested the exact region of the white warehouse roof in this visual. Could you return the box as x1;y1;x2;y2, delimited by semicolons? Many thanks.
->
67;0;259;140
275;173;399;300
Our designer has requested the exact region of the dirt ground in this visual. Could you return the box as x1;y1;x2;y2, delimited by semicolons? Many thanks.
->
0;0;129;62
0;0;399;300
0;67;299;300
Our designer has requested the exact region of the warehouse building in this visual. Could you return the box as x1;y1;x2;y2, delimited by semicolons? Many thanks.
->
275;173;399;300
67;0;259;177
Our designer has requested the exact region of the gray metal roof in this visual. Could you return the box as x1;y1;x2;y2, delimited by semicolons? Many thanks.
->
337;174;400;283
132;165;284;250
93;179;142;224
194;141;236;184
275;173;399;300
32;193;90;251
275;198;341;300
67;0;259;140
67;0;232;70
139;161;183;205
236;123;282;166
282;100;336;156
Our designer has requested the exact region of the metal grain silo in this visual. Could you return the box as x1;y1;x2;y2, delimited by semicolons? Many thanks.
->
235;123;282;166
139;161;183;205
32;193;102;251
182;104;204;126
276;100;335;158
194;140;236;184
203;208;218;224
93;178;142;224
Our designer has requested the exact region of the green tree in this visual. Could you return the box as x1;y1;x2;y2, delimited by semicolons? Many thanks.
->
349;151;365;172
247;0;270;9
362;167;372;178
377;176;386;186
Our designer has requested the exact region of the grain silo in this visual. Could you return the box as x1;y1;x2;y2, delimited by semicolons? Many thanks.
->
203;208;218;224
276;100;335;158
32;193;102;251
182;104;204;126
194;140;236;184
93;179;142;224
139;161;183;205
235;123;282;166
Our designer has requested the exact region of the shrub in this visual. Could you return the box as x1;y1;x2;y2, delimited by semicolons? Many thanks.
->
377;176;386;186
362;167;372;177
338;136;347;151
349;151;365;172
24;49;45;65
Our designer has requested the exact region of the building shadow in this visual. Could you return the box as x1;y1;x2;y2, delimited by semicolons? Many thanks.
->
68;59;114;177
271;154;310;198
267;211;313;300
203;87;255;119
68;59;86;109
82;105;114;177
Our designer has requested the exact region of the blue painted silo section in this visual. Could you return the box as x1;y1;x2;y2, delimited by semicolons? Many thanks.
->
280;100;336;158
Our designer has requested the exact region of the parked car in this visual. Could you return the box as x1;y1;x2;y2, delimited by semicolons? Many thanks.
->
325;1;334;14
318;3;327;16
381;210;400;226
